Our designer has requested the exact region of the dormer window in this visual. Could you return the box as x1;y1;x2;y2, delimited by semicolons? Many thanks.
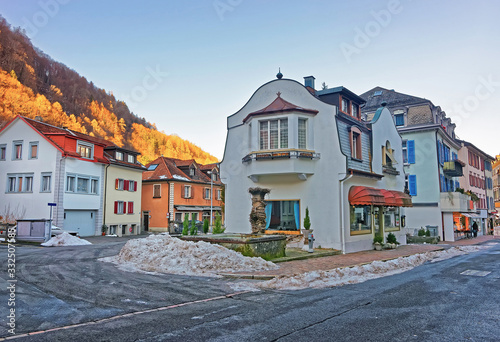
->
383;141;397;168
116;151;123;160
189;167;195;177
127;154;135;163
351;104;359;119
77;141;93;159
342;98;349;113
259;119;288;150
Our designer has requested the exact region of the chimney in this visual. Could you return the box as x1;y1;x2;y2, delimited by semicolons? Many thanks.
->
35;115;43;122
304;76;315;90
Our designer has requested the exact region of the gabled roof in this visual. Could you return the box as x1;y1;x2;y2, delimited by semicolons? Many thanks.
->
360;86;431;112
143;156;222;185
243;93;318;123
456;139;495;161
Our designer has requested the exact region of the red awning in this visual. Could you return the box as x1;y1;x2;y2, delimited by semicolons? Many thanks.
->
389;190;413;207
348;186;413;207
379;189;403;206
348;186;385;206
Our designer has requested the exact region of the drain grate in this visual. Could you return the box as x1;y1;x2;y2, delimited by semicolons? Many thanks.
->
460;270;491;277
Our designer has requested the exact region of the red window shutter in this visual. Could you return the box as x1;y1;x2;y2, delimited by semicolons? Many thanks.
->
190;186;194;198
181;185;185;198
124;180;129;191
134;181;137;191
129;202;134;214
115;179;119;189
123;201;127;214
114;201;118;214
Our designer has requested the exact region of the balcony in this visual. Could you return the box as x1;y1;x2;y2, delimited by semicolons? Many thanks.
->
440;192;476;212
242;149;320;181
443;160;464;177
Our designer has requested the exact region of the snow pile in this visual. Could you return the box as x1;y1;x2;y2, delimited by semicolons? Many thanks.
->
101;234;278;277
257;245;492;290
41;232;91;247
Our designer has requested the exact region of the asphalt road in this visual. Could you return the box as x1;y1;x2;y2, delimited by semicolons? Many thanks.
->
1;238;499;341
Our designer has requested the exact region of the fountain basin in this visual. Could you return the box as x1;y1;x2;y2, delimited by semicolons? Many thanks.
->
180;233;286;260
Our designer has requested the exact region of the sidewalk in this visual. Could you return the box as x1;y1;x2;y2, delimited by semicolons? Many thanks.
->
222;235;500;280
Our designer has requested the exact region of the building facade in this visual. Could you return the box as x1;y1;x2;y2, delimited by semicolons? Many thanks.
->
0;115;144;236
141;157;223;232
220;76;410;253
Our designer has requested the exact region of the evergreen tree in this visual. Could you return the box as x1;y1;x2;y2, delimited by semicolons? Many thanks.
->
182;214;189;235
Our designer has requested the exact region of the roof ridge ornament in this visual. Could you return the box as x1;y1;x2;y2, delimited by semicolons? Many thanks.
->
276;68;283;79
276;91;281;97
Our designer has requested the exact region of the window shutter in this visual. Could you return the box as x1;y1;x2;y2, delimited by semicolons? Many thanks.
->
128;202;133;214
407;140;415;164
190;186;194;198
181;185;185;198
124;180;129;191
114;201;118;214
134;181;138;191
123;201;127;214
455;180;460;189
409;175;417;196
115;179;119;189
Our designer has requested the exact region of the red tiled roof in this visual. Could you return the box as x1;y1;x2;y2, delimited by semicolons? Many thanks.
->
143;156;221;185
243;93;319;123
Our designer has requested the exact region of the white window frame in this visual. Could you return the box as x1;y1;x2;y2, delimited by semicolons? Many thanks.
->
184;185;192;199
127;154;135;163
77;140;93;159
116;178;124;190
259;118;288;150
6;173;34;193
0;144;6;160
41;172;52;192
402;140;408;165
116;151;123;161
298;118;307;149
91;179;99;194
29;141;39;160
12;140;23;160
342;98;349;113
128;180;136;192
204;188;211;200
66;173;99;194
216;189;222;200
116;201;125;215
351;104;358;118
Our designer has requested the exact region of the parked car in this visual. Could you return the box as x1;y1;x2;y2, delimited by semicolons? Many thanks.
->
50;225;79;237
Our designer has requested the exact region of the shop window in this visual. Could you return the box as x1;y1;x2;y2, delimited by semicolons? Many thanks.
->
264;200;299;231
350;205;372;235
384;207;400;231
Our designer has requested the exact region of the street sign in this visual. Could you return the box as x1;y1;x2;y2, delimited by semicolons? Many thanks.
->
48;203;57;206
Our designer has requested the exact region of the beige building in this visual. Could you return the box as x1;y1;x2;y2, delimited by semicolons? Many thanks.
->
103;145;145;236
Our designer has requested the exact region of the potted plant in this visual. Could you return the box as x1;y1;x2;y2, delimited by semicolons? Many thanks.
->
373;235;383;250
101;224;108;236
302;207;313;244
386;232;399;249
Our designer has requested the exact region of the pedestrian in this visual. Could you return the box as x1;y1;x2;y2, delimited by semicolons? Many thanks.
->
472;221;478;238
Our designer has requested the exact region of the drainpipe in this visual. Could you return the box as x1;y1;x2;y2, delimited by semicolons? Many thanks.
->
103;164;110;229
339;171;354;254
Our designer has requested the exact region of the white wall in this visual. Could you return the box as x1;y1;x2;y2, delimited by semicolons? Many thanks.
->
0;118;59;221
221;79;346;250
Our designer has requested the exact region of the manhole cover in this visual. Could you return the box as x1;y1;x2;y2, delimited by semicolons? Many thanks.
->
460;270;491;277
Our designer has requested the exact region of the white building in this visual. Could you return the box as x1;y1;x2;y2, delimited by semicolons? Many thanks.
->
220;76;410;253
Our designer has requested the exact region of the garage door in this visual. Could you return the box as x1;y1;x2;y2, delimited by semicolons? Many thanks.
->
64;210;96;237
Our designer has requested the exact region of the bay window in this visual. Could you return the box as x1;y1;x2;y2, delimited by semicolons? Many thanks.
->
260;119;288;150
298;118;307;149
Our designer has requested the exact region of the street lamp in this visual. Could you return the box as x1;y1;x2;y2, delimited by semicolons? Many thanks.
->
208;171;213;229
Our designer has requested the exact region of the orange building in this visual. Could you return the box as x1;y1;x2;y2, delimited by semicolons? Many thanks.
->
141;157;223;232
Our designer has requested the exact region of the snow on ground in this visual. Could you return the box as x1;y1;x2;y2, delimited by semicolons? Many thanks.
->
100;234;278;277
41;232;92;247
254;245;493;290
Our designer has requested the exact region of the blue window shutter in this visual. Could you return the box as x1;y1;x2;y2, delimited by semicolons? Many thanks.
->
437;141;443;165
409;175;417;196
408;140;415;164
455;180;460;189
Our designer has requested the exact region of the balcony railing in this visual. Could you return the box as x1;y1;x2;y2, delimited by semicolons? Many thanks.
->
440;192;476;212
443;160;464;177
242;149;320;163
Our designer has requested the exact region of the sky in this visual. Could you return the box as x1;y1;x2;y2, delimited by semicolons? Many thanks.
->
1;0;499;159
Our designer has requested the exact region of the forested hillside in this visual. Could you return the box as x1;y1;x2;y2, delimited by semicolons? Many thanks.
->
0;17;218;165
